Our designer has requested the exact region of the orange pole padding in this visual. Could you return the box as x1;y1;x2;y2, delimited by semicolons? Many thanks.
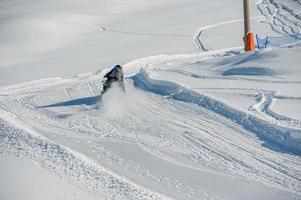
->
244;32;255;52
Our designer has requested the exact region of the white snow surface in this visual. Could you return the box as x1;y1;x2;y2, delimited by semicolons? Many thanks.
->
0;0;275;86
1;0;301;200
0;154;100;200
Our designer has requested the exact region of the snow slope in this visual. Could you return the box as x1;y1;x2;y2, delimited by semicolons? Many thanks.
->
0;0;274;86
1;47;301;199
0;154;100;200
1;0;301;200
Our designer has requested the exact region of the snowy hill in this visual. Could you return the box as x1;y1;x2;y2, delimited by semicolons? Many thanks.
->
1;0;301;200
0;0;275;86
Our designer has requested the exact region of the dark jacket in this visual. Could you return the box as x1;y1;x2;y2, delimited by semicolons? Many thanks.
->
104;65;124;82
102;65;125;93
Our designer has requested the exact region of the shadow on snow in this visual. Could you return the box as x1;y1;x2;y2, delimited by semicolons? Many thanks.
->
37;96;101;108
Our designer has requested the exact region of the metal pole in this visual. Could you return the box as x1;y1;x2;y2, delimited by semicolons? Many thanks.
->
243;0;255;51
243;0;251;36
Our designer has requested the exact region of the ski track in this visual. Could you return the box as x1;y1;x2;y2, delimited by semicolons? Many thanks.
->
249;91;301;125
257;0;301;35
0;11;191;39
193;17;264;52
0;61;301;199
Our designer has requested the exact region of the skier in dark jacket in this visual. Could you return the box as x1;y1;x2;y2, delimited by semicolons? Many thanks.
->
101;65;125;94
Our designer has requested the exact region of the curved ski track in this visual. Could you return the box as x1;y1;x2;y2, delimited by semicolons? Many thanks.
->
257;0;301;35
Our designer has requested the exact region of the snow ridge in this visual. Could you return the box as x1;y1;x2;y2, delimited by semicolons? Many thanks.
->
132;70;301;156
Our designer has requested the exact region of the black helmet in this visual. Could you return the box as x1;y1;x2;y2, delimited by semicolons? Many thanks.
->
115;65;122;69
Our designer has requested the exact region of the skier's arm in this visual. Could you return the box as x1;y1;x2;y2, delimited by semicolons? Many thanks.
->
104;68;115;79
104;71;111;79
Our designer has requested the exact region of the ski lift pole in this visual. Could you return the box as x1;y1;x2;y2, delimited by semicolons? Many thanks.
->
243;0;255;51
